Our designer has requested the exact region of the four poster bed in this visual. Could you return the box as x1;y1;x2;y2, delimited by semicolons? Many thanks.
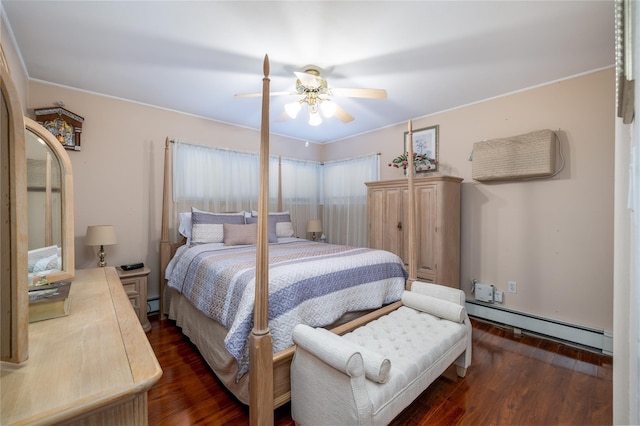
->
159;59;409;414
159;56;465;423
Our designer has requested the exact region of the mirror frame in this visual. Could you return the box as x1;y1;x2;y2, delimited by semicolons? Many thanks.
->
25;117;74;284
1;49;29;363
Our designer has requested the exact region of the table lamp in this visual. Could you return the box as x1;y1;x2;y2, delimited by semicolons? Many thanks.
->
85;225;117;267
306;219;322;241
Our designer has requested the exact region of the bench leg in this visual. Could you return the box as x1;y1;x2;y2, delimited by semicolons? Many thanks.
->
456;366;467;378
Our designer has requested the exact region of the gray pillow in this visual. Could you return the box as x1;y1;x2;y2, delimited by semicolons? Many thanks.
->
245;216;278;243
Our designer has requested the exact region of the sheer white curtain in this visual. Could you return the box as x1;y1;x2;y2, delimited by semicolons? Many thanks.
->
276;157;321;238
171;142;321;240
172;141;260;210
322;153;379;247
171;142;259;239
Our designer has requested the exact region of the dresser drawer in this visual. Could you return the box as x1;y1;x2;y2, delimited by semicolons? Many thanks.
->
120;278;141;298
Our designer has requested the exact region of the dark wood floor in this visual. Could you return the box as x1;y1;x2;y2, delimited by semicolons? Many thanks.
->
146;314;612;425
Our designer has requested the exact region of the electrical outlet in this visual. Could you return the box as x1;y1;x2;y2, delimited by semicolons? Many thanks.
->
495;290;503;303
508;281;517;293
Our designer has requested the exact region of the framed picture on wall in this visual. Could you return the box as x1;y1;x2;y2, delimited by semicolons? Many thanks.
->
404;125;439;172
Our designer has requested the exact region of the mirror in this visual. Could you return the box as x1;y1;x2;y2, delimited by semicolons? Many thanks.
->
24;117;74;285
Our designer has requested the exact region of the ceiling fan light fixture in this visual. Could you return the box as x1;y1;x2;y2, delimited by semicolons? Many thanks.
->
309;110;322;126
285;101;302;119
320;100;337;118
236;64;384;126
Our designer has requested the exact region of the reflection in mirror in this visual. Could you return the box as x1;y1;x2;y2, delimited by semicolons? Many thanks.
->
26;129;62;284
24;117;74;286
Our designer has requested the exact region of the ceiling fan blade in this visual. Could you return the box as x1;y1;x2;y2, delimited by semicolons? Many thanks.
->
276;111;292;122
234;91;292;98
333;103;355;123
330;87;387;99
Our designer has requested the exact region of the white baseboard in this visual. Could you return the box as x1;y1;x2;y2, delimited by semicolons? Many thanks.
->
466;300;613;355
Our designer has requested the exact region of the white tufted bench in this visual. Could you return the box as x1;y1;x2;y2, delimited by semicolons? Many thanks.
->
290;282;472;425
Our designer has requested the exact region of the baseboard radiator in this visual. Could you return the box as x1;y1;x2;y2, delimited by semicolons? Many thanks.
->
147;297;160;314
471;129;557;181
466;300;613;355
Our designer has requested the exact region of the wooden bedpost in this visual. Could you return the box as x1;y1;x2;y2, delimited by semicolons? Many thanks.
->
406;120;417;290
249;54;274;426
159;137;171;318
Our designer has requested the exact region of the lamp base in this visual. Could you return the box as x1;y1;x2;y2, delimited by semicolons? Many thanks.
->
97;245;107;267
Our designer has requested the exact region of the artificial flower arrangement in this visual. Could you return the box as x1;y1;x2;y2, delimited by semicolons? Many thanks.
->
388;152;438;172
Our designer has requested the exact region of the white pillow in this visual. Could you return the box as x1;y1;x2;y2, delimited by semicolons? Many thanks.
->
191;223;224;244
178;212;192;243
276;222;295;238
401;291;466;323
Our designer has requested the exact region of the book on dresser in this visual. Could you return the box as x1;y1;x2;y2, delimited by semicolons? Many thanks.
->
28;281;71;322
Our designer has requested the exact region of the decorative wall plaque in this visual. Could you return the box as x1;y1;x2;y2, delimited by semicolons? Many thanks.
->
34;103;84;151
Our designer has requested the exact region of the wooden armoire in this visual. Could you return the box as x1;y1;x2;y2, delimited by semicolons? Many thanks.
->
366;175;462;288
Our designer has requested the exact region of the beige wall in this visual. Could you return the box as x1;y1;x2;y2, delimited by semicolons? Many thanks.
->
322;69;615;331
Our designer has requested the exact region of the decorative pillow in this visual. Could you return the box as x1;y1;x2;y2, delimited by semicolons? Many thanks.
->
245;216;278;243
360;346;392;384
401;291;466;323
275;222;295;238
223;223;257;246
247;210;294;235
191;209;245;245
271;213;291;225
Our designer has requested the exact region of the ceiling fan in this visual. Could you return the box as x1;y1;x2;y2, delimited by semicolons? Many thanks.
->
235;65;387;126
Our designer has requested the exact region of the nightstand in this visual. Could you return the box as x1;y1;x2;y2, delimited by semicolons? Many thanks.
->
116;265;151;332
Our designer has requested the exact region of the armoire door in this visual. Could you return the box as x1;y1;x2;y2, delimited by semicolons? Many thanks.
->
404;184;438;281
367;186;403;257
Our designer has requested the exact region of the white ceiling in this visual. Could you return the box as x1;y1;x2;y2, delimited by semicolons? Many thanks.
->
2;1;614;144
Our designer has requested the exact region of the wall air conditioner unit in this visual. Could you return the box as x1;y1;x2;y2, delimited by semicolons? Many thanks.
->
471;129;557;181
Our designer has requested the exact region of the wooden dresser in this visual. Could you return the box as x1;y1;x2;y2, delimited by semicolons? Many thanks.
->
366;176;462;288
0;267;162;425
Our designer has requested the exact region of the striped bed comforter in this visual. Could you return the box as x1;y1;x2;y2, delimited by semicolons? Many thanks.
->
167;238;407;379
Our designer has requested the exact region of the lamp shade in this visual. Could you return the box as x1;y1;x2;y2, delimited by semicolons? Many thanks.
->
85;225;117;246
306;219;322;233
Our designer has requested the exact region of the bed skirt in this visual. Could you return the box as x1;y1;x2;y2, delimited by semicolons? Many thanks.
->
167;287;251;404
